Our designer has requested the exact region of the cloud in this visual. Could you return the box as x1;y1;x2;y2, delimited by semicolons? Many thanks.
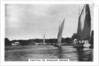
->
5;4;93;40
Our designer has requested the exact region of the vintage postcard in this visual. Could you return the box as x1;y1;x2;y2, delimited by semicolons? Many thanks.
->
0;0;99;66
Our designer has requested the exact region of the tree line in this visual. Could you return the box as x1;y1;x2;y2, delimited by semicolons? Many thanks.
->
5;37;72;46
5;31;93;46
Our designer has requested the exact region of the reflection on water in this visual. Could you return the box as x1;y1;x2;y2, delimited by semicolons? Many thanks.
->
5;45;93;61
56;46;93;61
77;49;93;61
57;46;63;59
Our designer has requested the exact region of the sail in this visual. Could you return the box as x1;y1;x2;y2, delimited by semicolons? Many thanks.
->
57;19;65;45
43;34;45;44
77;4;91;40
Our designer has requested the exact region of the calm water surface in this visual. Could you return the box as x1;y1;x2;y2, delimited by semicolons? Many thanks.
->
5;45;93;61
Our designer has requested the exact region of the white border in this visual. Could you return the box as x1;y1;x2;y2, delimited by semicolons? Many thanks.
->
0;0;99;66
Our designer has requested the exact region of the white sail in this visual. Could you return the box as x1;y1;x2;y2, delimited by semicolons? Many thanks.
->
57;18;65;45
43;34;45;44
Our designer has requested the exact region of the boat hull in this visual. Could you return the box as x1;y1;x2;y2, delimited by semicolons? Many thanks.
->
73;43;84;48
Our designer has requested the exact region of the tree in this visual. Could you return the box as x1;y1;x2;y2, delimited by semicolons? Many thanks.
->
71;33;77;40
64;37;72;43
89;31;94;48
5;38;11;46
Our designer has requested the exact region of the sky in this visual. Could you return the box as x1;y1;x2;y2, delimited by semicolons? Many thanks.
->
5;4;93;40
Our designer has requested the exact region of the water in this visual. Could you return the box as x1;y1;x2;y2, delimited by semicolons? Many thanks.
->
5;45;93;61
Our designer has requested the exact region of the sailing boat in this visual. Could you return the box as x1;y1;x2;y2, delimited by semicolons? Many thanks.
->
54;18;65;47
43;34;45;44
73;4;91;48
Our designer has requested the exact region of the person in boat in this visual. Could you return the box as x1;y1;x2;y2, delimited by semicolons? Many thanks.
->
73;39;83;49
74;39;77;44
83;40;91;48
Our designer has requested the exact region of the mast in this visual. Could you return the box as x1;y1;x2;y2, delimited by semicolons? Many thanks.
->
57;18;65;45
77;4;91;41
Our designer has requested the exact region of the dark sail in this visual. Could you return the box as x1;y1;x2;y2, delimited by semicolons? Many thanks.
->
77;4;91;40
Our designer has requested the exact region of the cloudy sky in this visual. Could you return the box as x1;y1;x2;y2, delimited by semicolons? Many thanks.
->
5;4;93;40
